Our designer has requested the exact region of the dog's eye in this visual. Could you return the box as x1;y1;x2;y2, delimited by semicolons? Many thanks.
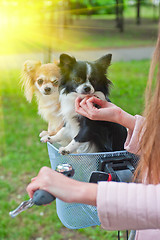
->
90;77;96;83
37;79;43;85
75;77;83;83
52;79;59;86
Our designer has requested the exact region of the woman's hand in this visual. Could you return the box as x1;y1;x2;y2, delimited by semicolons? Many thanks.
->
75;96;136;131
75;96;122;123
26;166;97;206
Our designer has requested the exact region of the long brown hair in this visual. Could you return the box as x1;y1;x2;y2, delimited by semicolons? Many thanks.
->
135;25;160;184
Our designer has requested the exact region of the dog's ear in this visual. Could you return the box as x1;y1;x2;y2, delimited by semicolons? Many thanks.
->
59;54;76;70
21;60;41;103
95;54;112;71
23;60;41;75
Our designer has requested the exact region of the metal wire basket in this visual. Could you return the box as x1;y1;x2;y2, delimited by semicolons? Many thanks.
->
47;142;138;229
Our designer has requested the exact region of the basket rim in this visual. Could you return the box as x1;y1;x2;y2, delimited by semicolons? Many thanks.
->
47;142;128;157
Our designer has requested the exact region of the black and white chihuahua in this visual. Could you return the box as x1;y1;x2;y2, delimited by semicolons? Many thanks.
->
48;53;127;154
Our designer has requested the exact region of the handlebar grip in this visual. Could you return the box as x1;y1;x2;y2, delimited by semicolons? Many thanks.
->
32;164;74;206
33;189;56;206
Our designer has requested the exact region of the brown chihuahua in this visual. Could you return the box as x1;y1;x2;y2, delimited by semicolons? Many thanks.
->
21;60;63;142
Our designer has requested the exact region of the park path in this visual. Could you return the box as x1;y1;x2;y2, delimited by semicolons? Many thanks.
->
0;46;155;70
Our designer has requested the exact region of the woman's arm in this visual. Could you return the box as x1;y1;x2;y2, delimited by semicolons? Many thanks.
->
27;166;98;206
26;167;160;230
75;96;145;154
75;97;136;131
97;181;160;230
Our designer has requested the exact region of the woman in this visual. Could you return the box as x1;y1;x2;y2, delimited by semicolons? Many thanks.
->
27;27;160;239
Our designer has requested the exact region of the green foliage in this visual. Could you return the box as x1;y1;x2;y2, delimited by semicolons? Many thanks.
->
70;0;128;15
70;0;116;15
0;59;149;239
0;3;158;55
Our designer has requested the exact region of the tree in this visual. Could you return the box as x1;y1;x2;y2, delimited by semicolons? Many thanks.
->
136;0;141;24
115;0;124;32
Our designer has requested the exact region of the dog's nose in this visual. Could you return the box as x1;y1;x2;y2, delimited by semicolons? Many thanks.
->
83;85;91;93
45;87;51;93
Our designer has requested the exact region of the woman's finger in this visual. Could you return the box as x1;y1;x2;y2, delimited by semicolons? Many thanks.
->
75;97;83;111
87;97;104;107
79;97;88;107
75;97;89;117
77;106;90;117
75;97;82;106
31;177;37;182
79;98;95;116
26;181;40;199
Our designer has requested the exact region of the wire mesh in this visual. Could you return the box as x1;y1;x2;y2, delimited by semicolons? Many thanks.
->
47;142;139;229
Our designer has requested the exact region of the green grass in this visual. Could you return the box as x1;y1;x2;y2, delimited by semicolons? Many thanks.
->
110;60;149;115
0;59;149;239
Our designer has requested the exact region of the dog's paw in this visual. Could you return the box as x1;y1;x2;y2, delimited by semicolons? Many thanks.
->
39;131;48;138
40;135;49;143
47;136;56;144
59;147;70;155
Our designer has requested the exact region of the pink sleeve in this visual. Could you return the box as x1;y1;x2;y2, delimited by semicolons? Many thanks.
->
97;181;160;230
124;115;145;154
